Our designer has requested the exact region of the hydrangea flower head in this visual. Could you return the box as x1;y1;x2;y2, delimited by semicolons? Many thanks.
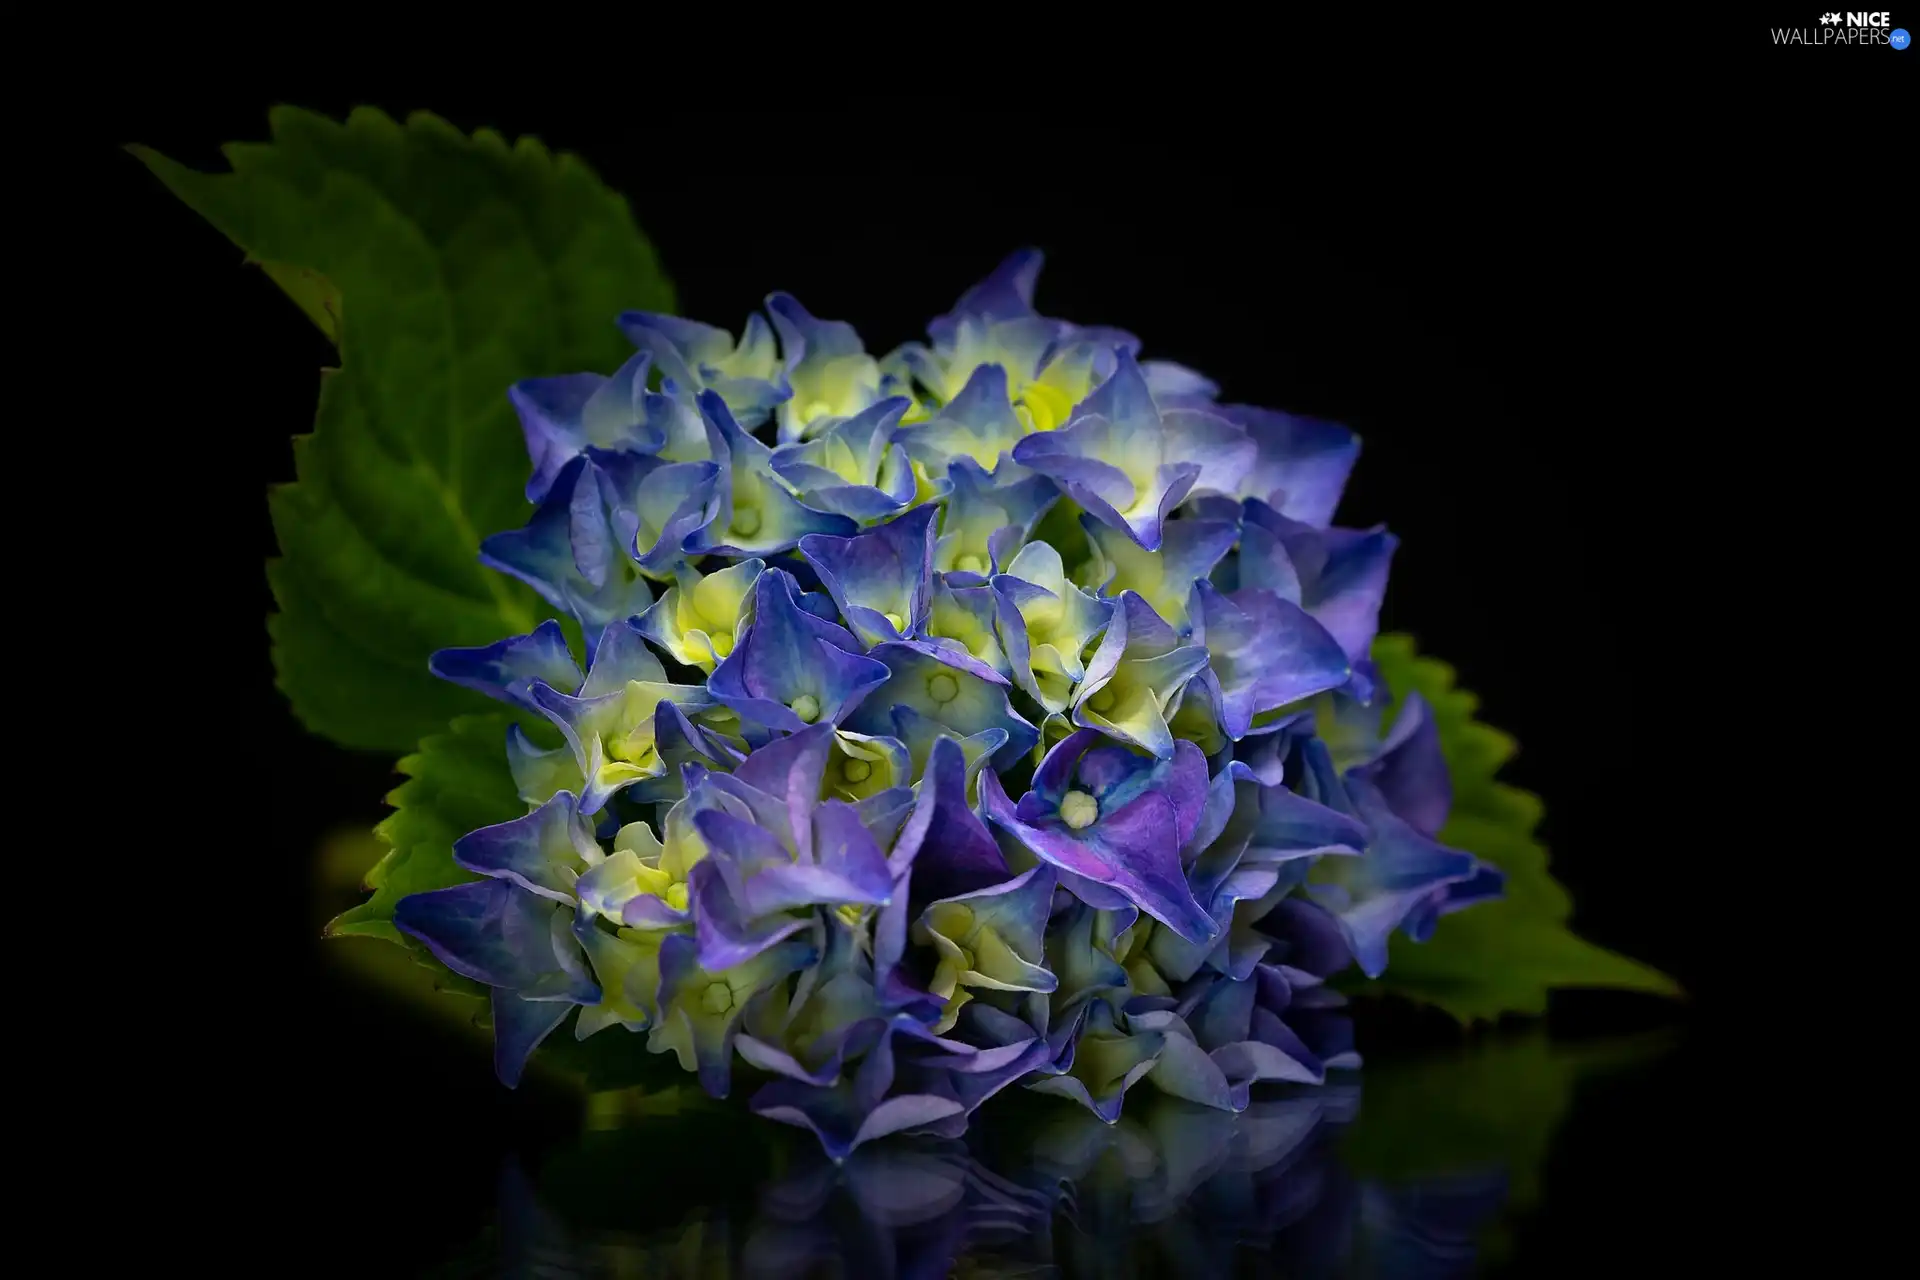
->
375;247;1510;1154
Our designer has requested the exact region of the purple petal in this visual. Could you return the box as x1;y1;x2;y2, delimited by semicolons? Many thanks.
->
1353;691;1453;836
798;505;937;649
491;989;575;1088
429;621;582;715
451;791;597;903
890;734;1009;899
687;859;811;974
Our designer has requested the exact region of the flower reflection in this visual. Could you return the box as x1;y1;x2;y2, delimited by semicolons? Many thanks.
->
486;1082;1514;1278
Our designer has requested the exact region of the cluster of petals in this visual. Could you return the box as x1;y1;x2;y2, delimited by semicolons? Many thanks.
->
397;251;1503;1156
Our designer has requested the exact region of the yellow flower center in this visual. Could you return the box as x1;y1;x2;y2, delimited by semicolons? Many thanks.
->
664;882;689;912
700;982;734;1015
841;758;872;783
730;507;762;537
790;693;822;723
804;399;834;422
927;673;960;705
605;728;655;767
955;554;986;575
1086;686;1116;714
1060;789;1099;830
884;611;907;633
1019;382;1075;433
708;631;734;659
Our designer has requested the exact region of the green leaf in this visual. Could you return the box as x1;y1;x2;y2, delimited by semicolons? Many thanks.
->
132;107;675;752
1358;633;1682;1021
325;712;523;949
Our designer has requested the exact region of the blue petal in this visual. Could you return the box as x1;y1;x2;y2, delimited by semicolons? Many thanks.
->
589;448;721;578
934;455;1059;579
491;988;576;1088
479;456;655;661
509;350;666;504
1402;861;1507;942
1216;405;1360;528
766;295;902;444
452;791;599;903
687;857;812;971
771;398;917;521
889;735;1010;898
687;392;858;555
844;641;1038;769
933;249;1045;341
429;621;582;715
1240;501;1398;663
708;569;893;736
1350;690;1452;836
618;311;790;430
1191;581;1351;740
895;363;1027;473
577;616;669;695
394;879;598;1002
798;505;937;649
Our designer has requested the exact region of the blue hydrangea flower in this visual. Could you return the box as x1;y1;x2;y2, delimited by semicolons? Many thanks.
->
633;557;765;673
891;250;1145;433
395;876;601;1086
651;929;818;1098
384;249;1521;1148
1341;691;1507;942
392;787;723;1086
590;448;723;581
429;619;582;717
1071;591;1211;760
509;350;666;503
913;864;1059;1034
893;250;1063;406
798;505;937;650
1011;351;1254;552
509;619;719;814
617;309;789;430
889;707;1009;798
708;567;893;739
824;729;911;806
930;456;1058;582
843;640;1038;770
688;391;858;557
983;728;1215;943
771;397;918;521
1237;499;1398;675
686;731;897;974
768;294;912;444
1188;580;1352;741
992;539;1114;714
1217;405;1361;529
894;363;1029;476
1147;759;1369;986
1077;512;1239;634
477;455;661;663
1233;717;1490;978
924;577;1009;679
1025;1001;1166;1124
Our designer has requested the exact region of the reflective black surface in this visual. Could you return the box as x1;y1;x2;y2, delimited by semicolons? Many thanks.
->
406;1030;1676;1279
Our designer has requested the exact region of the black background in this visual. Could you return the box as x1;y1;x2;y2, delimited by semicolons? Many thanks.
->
99;86;1792;1273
